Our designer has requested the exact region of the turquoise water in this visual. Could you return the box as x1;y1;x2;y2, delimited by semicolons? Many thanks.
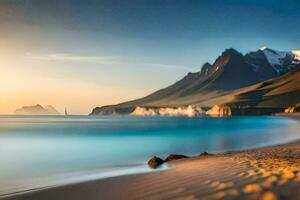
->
0;115;300;196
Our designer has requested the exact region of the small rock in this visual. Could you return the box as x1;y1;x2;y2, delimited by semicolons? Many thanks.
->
165;154;189;162
148;156;164;168
200;152;209;156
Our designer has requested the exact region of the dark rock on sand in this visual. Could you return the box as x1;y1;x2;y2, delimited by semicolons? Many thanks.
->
148;156;164;168
165;154;189;162
200;152;209;156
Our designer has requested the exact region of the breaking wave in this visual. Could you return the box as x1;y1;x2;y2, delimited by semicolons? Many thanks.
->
130;106;203;117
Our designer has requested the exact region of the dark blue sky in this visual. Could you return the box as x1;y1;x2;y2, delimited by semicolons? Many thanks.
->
1;0;300;113
2;0;300;61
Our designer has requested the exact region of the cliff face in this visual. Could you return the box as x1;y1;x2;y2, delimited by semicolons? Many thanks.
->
206;105;231;117
90;48;300;116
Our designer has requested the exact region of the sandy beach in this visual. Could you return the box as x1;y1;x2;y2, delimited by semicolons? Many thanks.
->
2;139;300;200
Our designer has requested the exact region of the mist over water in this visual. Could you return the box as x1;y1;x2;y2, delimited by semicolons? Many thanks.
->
0;115;300;196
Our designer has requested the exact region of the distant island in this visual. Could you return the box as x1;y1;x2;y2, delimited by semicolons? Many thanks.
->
14;104;60;115
90;47;300;117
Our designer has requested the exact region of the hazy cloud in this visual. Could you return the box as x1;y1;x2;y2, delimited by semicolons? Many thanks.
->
131;63;190;71
24;53;119;65
24;53;190;71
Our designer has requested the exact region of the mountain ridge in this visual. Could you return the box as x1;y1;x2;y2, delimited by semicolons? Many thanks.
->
90;47;300;115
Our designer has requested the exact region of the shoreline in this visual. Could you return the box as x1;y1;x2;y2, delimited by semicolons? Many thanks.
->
3;139;300;200
0;164;158;199
275;112;300;118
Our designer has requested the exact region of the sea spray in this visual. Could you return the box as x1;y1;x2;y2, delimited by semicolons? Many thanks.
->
130;106;203;117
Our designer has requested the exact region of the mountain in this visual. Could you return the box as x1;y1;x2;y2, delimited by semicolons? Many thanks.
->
45;105;60;115
201;65;300;116
14;104;60;115
215;67;300;114
90;47;300;115
245;47;300;79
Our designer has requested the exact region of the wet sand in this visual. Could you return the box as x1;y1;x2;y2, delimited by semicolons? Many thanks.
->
2;140;300;200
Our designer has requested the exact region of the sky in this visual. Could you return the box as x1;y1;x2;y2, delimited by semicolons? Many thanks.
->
1;0;300;114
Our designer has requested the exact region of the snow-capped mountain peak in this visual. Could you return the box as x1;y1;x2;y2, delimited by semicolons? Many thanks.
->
245;47;300;77
259;47;291;67
259;46;268;51
292;50;300;61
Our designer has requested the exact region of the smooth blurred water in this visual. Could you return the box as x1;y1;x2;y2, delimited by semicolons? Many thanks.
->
0;115;300;196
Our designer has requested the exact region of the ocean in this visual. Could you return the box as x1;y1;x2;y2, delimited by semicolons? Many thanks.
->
0;115;300;196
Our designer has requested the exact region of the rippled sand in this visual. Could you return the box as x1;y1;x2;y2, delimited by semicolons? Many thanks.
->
4;141;300;200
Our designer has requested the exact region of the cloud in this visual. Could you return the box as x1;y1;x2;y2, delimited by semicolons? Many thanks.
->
24;53;190;71
133;63;190;70
24;53;119;65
